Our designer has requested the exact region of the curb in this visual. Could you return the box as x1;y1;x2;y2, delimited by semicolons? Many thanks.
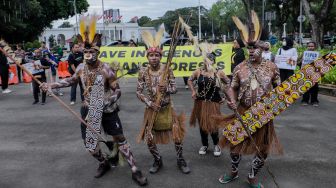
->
319;84;336;97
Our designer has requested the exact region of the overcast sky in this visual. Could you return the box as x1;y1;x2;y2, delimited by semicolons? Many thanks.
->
53;0;217;27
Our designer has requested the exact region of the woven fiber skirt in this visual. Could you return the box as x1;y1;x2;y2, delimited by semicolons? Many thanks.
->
137;104;186;144
213;106;283;155
190;100;221;134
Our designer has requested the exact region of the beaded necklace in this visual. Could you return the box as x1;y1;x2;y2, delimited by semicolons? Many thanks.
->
197;69;217;101
146;65;162;98
246;60;267;91
83;62;103;97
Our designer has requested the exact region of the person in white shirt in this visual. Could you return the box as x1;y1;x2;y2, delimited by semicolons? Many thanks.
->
300;41;320;106
276;38;298;82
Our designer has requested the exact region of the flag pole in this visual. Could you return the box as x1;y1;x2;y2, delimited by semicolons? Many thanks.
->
101;0;107;45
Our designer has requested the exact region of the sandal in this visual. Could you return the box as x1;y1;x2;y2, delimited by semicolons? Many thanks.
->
247;177;264;188
248;182;263;188
218;174;239;184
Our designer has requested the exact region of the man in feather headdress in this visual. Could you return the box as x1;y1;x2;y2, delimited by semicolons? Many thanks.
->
136;28;190;174
217;11;283;188
40;16;147;186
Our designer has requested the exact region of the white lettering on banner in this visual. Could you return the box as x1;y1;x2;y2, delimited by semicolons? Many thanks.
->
302;51;319;66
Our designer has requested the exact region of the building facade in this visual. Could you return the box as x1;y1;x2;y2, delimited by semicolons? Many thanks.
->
39;22;155;50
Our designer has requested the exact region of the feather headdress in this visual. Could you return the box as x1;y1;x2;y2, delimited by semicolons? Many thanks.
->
199;42;217;61
232;10;261;47
179;16;199;48
141;25;165;55
179;16;217;61
77;15;102;50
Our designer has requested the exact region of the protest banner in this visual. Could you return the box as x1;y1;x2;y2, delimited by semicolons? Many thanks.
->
98;44;233;77
275;54;297;70
302;51;319;66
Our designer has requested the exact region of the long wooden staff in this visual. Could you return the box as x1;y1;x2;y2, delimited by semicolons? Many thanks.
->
144;20;183;141
0;47;107;142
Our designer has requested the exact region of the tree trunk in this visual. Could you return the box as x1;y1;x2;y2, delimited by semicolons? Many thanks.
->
302;0;334;48
310;22;321;48
319;24;325;48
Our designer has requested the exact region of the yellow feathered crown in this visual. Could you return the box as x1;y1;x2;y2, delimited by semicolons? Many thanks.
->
77;15;102;50
232;10;261;47
141;26;164;54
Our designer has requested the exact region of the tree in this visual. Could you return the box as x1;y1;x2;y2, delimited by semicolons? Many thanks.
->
58;21;73;28
302;0;335;47
143;6;212;40
209;0;245;40
241;0;266;24
138;16;152;26
0;0;89;43
24;40;41;50
271;0;298;39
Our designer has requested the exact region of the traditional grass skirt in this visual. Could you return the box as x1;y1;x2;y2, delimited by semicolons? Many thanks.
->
137;104;186;144
213;106;283;155
190;100;221;134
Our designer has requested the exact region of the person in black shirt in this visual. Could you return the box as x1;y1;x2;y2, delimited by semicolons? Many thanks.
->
0;44;12;94
231;38;246;73
68;43;84;105
32;49;52;105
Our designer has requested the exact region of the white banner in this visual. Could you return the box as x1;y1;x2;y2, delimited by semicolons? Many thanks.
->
23;61;43;75
275;54;297;70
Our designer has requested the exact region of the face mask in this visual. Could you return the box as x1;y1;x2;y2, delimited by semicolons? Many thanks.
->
282;41;287;46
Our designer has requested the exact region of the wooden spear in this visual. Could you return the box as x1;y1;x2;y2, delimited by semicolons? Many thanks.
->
0;46;107;142
142;20;183;141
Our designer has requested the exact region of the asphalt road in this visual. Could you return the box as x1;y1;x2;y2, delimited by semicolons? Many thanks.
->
1;78;335;188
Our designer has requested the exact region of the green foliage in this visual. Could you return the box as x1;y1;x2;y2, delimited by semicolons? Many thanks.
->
138;16;152;26
72;36;78;44
209;0;245;39
142;6;212;39
322;67;336;85
0;0;89;43
58;21;73;28
24;42;34;50
270;42;336;84
24;40;41;50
